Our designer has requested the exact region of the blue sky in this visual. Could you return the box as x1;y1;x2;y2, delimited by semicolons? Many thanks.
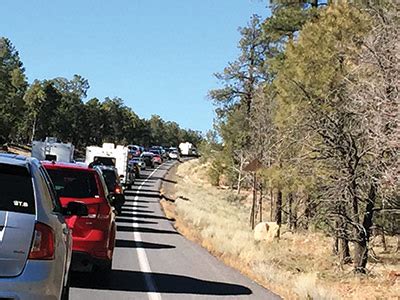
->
1;1;269;133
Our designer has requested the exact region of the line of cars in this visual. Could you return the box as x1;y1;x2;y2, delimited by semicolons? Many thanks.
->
0;140;184;299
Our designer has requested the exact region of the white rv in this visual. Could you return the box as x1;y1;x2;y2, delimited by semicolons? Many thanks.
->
85;143;134;187
179;142;198;157
31;137;74;162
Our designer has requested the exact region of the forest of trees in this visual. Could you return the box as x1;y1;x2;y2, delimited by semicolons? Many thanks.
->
0;37;203;149
203;0;399;273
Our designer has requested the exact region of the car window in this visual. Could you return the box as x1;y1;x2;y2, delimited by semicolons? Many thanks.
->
46;169;99;198
0;163;35;214
93;156;116;166
39;167;63;213
96;170;109;196
101;169;117;191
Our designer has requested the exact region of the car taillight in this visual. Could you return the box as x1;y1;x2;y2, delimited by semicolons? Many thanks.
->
82;204;100;219
97;203;110;219
29;222;55;260
115;185;122;194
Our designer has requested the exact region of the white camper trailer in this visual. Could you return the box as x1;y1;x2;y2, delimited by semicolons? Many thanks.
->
179;142;198;157
31;137;74;162
85;143;134;187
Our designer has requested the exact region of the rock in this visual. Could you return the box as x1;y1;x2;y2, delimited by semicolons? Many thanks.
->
254;222;280;242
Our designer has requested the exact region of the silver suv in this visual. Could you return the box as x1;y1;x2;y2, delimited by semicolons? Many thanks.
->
0;154;87;300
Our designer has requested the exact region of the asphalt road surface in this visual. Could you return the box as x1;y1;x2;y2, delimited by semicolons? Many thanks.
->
70;160;280;300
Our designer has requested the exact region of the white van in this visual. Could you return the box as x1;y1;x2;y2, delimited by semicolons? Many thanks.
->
179;142;198;157
31;137;74;163
85;143;134;187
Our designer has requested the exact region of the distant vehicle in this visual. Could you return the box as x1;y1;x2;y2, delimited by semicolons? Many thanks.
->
179;142;198;157
168;147;178;152
150;146;167;159
32;137;75;162
95;165;125;214
85;143;134;187
141;152;155;168
130;156;146;170
127;160;141;179
0;154;86;300
127;145;142;157
169;150;180;160
43;161;116;273
152;153;163;165
149;148;163;162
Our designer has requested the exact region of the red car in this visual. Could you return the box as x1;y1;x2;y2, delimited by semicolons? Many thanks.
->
152;154;163;165
43;161;116;272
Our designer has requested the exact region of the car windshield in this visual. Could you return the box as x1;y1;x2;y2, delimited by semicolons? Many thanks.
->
101;169;118;191
46;169;99;198
0;163;35;214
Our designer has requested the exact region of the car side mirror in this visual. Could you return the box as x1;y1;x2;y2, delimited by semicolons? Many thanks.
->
64;201;88;217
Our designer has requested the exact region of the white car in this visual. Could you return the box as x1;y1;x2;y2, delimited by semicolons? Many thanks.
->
169;150;180;160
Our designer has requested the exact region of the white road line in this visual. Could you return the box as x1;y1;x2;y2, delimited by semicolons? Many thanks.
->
132;166;163;300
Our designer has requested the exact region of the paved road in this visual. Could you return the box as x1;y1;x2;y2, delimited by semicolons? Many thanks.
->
70;161;280;300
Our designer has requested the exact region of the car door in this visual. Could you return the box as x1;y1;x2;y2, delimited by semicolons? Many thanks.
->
0;163;36;277
38;166;72;282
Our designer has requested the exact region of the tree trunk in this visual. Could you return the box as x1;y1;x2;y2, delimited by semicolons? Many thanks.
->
337;201;352;265
31;115;37;143
333;235;339;255
379;226;387;252
288;193;294;230
339;238;351;266
250;173;257;229
237;170;242;194
270;188;274;221
293;194;297;230
303;195;311;230
275;189;282;238
353;183;376;273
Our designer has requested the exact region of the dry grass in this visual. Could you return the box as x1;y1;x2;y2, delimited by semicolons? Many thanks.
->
161;159;400;300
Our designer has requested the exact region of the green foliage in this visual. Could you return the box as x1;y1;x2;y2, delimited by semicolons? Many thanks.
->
209;0;398;271
0;38;27;143
208;156;225;186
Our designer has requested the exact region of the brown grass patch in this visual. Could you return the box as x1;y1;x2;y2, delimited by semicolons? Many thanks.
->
160;159;400;299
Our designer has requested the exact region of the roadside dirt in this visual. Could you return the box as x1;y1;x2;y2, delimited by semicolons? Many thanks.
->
159;161;294;299
160;160;400;300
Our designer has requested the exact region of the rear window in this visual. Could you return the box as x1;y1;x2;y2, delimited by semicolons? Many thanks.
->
101;169;118;191
46;169;99;198
0;163;35;214
92;156;115;166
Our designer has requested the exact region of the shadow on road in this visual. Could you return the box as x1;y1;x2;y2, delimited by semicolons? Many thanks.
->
71;270;252;296
125;188;157;193
117;225;179;235
119;208;155;214
115;217;157;225
124;192;161;199
117;213;172;221
146;177;177;184
115;239;175;249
